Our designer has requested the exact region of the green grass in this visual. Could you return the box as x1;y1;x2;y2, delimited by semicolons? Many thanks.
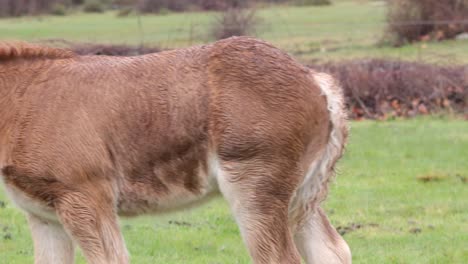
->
1;118;467;263
0;0;467;64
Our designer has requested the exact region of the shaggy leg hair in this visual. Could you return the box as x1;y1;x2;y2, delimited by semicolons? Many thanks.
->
55;191;129;264
294;207;351;264
28;214;75;264
217;160;302;264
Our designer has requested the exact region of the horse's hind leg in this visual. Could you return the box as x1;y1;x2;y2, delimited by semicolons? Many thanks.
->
55;191;129;264
27;213;75;264
293;207;351;264
217;159;302;264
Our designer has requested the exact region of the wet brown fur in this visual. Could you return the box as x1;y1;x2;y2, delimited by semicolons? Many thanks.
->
0;42;74;60
0;37;349;264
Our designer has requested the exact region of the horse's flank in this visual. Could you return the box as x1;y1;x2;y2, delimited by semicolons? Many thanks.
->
0;37;350;264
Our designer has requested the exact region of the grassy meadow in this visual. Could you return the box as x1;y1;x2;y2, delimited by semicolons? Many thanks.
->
0;1;467;64
0;119;467;263
0;0;467;263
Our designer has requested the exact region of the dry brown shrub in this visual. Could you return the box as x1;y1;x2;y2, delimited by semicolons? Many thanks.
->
295;0;331;6
137;0;187;13
385;0;468;45
199;0;248;10
0;0;99;17
0;0;61;17
83;0;104;13
311;59;468;119
70;43;161;56
42;40;161;56
137;0;248;13
211;7;262;40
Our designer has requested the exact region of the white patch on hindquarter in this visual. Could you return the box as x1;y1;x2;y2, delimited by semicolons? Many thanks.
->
294;209;352;264
289;72;348;227
0;161;57;222
2;182;58;222
212;153;253;251
27;214;75;264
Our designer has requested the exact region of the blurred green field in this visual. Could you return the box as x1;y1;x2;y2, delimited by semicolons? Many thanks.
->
0;0;467;64
1;118;467;263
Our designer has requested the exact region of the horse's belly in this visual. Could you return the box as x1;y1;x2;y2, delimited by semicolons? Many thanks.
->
116;153;221;216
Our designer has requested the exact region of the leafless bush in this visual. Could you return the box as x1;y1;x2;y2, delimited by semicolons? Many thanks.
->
311;59;468;119
211;7;261;40
385;0;468;45
0;0;92;16
71;43;161;56
295;0;331;6
137;0;186;13
137;0;203;13
41;39;161;56
50;2;67;15
83;0;105;13
137;0;249;13
0;0;290;16
199;0;248;10
0;0;58;16
198;0;228;10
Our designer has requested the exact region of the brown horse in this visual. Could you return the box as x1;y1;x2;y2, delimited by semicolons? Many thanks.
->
0;37;350;264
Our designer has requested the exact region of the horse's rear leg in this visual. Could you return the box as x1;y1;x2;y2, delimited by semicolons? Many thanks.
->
27;213;75;264
294;207;351;264
217;160;302;264
55;191;129;264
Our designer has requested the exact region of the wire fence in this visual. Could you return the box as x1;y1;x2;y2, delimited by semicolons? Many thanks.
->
1;2;467;65
137;16;468;65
